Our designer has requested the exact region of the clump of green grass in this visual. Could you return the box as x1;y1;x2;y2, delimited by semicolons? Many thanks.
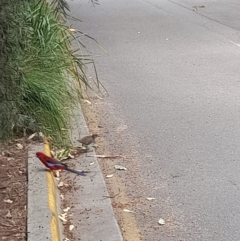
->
0;0;99;146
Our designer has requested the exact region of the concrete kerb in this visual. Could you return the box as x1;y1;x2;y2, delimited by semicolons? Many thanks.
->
27;101;123;241
27;143;62;241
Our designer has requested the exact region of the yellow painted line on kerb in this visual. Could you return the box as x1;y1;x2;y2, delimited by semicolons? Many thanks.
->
44;139;61;241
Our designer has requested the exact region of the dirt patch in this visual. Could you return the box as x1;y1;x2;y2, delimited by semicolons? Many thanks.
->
0;138;28;241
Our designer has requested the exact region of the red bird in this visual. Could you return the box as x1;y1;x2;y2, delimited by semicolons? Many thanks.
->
36;152;86;176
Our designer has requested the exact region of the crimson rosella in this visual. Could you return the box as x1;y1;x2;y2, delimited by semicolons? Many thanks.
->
36;152;86;176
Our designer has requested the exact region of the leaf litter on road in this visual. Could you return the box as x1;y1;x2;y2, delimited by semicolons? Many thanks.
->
123;209;135;213
69;225;74;231
146;197;156;201
106;174;114;178
158;218;165;225
114;165;127;171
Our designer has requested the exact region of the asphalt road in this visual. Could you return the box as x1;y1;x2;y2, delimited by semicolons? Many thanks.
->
69;0;240;240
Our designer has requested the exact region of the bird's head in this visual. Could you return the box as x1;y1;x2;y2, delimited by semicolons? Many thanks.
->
36;152;45;159
92;134;99;140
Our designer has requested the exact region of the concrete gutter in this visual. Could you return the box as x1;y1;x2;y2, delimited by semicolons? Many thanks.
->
65;102;124;241
27;102;123;241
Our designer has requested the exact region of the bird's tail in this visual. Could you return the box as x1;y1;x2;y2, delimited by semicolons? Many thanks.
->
65;167;86;176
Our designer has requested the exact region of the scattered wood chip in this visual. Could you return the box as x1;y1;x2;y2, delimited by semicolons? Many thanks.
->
89;162;94;166
55;170;60;177
59;213;67;222
6;210;12;218
146;197;156;201
115;165;127;171
16;143;23;149
4;199;13;204
106;174;114;178
57;181;64;188
69;225;74;231
63;207;71;212
2;151;11;157
158;218;165;225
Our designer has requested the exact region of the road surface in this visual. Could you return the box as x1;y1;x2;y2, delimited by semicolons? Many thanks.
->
69;0;240;240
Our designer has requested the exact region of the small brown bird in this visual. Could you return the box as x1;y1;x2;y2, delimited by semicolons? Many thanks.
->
78;134;99;147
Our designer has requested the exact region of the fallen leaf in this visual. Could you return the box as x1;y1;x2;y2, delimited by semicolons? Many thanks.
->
146;197;156;201
123;209;134;213
64;238;70;241
106;174;114;178
69;28;77;33
60;194;64;200
4;199;13;204
6;210;12;218
158;218;165;225
115;165;127;171
69;225;74;231
16;143;23;149
63;207;71;212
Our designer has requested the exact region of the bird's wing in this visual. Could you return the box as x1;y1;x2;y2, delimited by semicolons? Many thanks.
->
46;161;63;168
45;158;67;168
